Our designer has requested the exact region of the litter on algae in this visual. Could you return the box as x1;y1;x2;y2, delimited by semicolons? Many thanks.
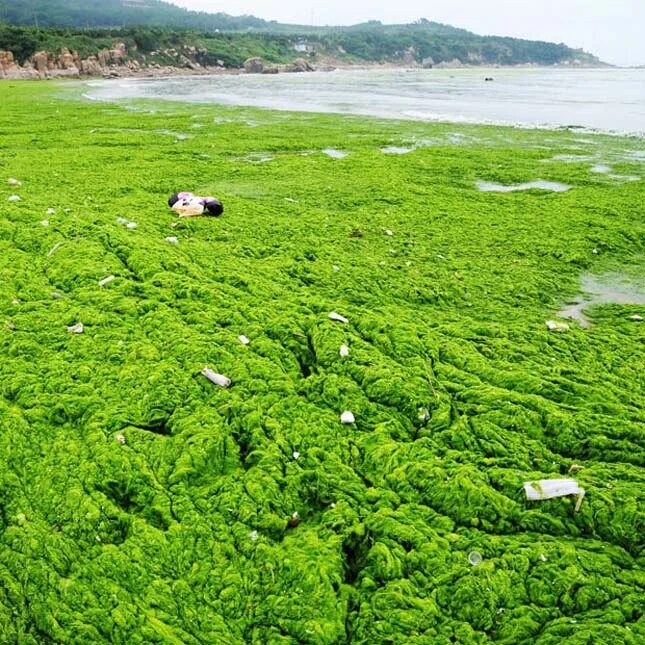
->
0;82;643;644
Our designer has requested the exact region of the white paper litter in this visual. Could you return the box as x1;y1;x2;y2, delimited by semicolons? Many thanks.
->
340;344;350;357
329;311;349;323
67;322;84;334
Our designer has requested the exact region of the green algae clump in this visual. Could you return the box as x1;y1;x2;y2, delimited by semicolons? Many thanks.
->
0;82;643;644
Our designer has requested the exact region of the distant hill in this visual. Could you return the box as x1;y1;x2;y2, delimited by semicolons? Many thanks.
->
0;0;271;30
0;1;603;67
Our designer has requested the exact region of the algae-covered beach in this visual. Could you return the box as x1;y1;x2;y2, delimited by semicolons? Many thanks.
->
0;81;643;643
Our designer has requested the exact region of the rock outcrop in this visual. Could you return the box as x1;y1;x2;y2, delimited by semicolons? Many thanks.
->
244;57;265;74
286;58;314;73
1;43;318;80
0;51;19;79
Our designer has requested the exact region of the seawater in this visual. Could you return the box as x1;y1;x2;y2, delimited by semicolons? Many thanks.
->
84;68;645;135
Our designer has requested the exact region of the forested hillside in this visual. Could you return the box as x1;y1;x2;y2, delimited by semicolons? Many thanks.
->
0;0;602;67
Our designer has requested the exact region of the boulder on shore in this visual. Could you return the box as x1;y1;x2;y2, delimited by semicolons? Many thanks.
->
286;58;314;73
244;57;265;74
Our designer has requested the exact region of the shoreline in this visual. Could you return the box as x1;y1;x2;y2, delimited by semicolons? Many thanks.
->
0;60;615;82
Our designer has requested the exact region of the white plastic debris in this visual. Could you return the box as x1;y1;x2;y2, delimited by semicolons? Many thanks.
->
329;311;349;323
249;530;259;541
418;407;430;422
293;451;300;460
116;217;137;229
8;195;21;202
524;478;586;512
51;292;64;300
340;344;350;357
67;322;84;334
8;178;21;186
332;265;340;272
201;367;231;388
468;551;483;566
592;248;598;254
546;320;570;332
40;220;49;227
384;229;393;236
46;208;56;215
238;334;250;345
98;275;116;287
340;411;355;424
116;433;126;445
47;242;62;257
539;554;547;562
406;260;413;266
628;314;643;321
165;236;179;244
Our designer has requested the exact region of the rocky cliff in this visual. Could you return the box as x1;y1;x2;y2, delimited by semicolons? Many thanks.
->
0;42;318;80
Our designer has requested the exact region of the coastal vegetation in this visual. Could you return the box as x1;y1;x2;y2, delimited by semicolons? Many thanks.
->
0;81;642;643
0;0;602;68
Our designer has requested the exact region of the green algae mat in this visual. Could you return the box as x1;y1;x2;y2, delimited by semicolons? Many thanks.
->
0;82;644;644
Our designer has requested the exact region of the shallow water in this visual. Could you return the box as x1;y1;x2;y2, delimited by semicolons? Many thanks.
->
557;271;645;326
322;148;348;158
381;146;413;154
84;68;645;134
476;179;571;192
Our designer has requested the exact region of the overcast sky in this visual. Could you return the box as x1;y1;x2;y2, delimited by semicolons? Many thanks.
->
172;1;644;66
